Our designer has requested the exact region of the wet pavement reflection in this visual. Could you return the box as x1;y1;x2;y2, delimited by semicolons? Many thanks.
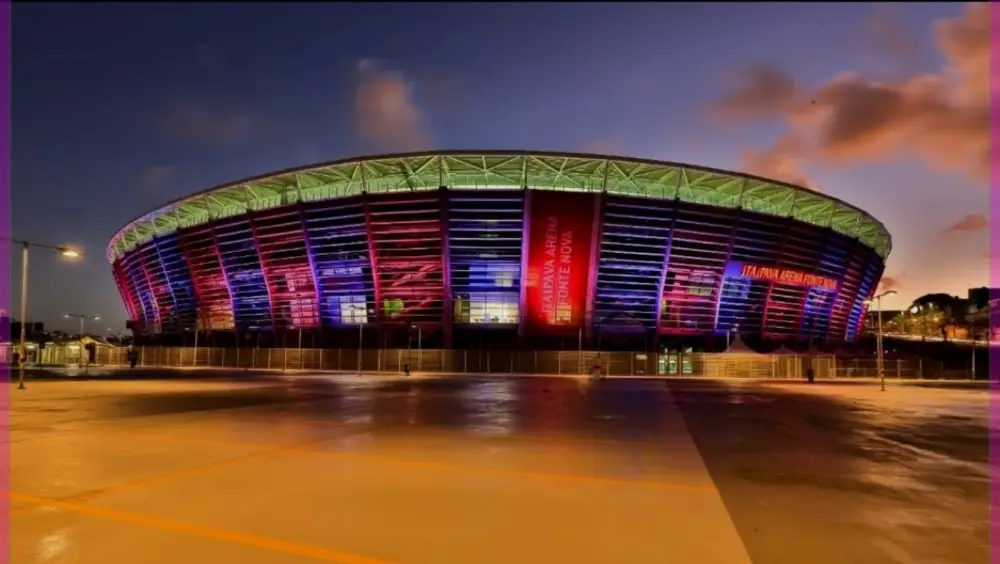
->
9;372;989;564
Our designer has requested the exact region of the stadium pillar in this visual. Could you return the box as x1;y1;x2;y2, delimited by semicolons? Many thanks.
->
361;192;383;336
516;188;533;346
760;215;793;338
652;202;680;356
583;192;604;344
439;186;453;349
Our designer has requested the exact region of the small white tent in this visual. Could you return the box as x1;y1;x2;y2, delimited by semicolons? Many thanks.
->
723;334;761;355
770;345;799;356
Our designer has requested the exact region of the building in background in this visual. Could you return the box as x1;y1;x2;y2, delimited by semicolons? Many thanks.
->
107;151;891;351
867;287;1000;343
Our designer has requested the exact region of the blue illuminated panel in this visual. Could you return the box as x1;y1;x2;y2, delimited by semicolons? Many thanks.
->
827;242;867;342
302;198;375;325
660;206;735;334
214;218;272;329
137;244;176;331
720;216;782;333
764;223;825;337
152;234;199;331
594;197;673;330
449;191;523;324
803;236;851;339
846;251;882;341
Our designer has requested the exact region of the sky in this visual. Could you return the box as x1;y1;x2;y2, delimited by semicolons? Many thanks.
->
10;2;989;332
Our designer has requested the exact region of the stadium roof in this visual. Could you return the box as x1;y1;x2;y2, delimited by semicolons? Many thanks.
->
107;150;892;262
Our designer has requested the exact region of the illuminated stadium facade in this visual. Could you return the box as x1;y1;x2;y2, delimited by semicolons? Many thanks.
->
108;151;891;350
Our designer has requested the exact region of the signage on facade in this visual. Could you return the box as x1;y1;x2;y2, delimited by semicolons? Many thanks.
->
728;262;839;290
523;191;597;328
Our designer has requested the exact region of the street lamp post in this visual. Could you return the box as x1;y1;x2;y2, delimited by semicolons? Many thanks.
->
6;239;82;390
357;321;364;377
867;290;897;392
406;324;422;373
65;313;99;369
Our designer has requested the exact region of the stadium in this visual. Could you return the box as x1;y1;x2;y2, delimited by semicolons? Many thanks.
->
108;151;891;351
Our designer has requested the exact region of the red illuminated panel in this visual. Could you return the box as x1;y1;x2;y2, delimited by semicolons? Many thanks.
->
740;264;838;291
523;191;596;330
251;210;319;329
177;226;235;331
112;261;141;323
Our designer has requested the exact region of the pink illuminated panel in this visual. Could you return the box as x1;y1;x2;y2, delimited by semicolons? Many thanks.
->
251;209;319;329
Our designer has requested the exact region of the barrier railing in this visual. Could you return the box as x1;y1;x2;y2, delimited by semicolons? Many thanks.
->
18;345;984;380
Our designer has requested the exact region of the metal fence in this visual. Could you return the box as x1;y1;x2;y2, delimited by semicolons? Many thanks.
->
20;344;982;380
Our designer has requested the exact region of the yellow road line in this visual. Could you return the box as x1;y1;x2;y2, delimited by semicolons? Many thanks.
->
12;425;387;516
10;492;394;564
63;426;716;495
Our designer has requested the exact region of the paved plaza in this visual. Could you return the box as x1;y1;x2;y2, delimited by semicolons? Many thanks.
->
7;372;990;563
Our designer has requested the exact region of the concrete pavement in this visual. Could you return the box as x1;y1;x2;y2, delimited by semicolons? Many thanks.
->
7;374;989;563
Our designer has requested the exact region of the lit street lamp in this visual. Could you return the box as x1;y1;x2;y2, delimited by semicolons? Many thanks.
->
4;239;82;390
866;289;897;392
65;313;100;368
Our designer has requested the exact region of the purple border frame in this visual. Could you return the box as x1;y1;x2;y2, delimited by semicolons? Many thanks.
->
1;0;10;561
992;2;1000;562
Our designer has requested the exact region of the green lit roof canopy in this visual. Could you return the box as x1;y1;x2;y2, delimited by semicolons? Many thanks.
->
107;150;892;262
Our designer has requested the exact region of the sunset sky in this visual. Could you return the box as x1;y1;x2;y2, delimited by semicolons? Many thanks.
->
11;2;989;331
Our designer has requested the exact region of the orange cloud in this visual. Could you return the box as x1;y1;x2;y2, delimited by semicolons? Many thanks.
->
355;59;430;152
942;213;989;234
713;3;988;183
739;133;818;189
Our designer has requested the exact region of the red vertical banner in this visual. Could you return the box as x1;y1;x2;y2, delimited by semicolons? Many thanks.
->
523;191;596;332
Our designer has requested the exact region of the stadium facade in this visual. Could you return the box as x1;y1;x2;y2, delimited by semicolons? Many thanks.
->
108;151;891;350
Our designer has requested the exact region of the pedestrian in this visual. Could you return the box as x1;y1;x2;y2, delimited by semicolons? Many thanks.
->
403;362;410;377
806;366;815;384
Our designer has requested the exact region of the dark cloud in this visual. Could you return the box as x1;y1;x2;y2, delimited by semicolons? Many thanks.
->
159;99;273;148
136;165;172;194
712;3;988;183
877;272;908;295
712;64;801;122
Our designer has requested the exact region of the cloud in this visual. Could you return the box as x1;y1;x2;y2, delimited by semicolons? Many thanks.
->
860;7;920;68
712;3;989;183
160;99;272;148
739;133;818;189
878;272;905;293
136;165;172;194
713;64;801;122
942;213;989;234
355;59;430;153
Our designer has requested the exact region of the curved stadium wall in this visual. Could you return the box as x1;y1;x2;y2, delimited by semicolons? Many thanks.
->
108;151;891;349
